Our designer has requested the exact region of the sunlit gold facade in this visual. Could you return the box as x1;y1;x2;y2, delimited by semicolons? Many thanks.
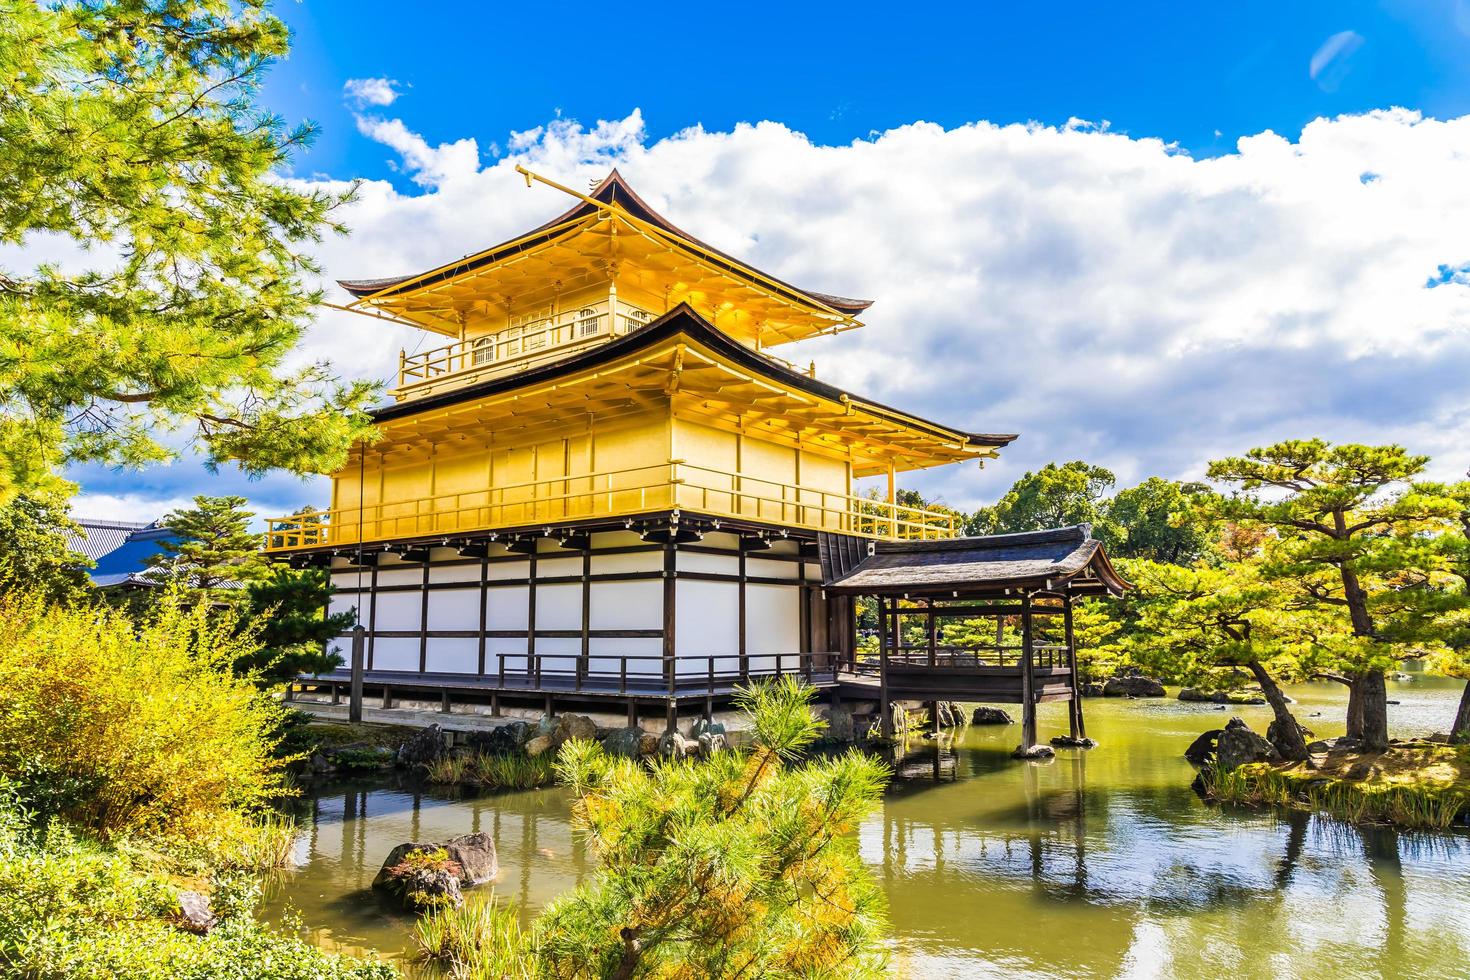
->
268;171;1013;552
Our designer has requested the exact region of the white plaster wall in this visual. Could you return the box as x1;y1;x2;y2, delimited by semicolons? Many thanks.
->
485;560;527;581
590;551;662;574
374;591;421;631
371;637;419;671
535;583;582;630
485;639;528;675
675;579;741;675
375;566;423;587
537;556;581;578
589;581;661;630
535;636;581;678
746;583;801;673
588;636;663;676
425;637;478;673
327;592;359;623
676;551;740;574
747;556;800;581
427;589;479;631
429;563;483;584
485;585;529;630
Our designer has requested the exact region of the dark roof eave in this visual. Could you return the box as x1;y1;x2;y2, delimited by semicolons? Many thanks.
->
370;304;1016;451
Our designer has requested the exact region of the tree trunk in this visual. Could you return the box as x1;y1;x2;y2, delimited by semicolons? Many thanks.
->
1247;660;1309;761
1346;679;1365;740
1355;671;1390;752
1451;679;1470;744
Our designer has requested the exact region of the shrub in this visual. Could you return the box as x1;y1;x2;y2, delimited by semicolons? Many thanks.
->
0;789;394;980
0;593;291;843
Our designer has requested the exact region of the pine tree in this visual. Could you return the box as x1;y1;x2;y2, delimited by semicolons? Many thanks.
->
146;495;266;600
1124;559;1314;760
1207;440;1456;751
534;678;891;979
238;567;354;687
0;494;93;604
0;0;378;504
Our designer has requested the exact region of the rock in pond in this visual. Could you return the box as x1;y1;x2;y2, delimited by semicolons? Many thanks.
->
933;701;968;729
600;726;644;759
523;734;556;758
1215;717;1279;770
659;731;690;760
1050;734;1097;749
466;721;533;756
372;832;498;910
1102;675;1167;698
1011;743;1056;760
396;724;448;767
1184;729;1223;764
971;706;1014;725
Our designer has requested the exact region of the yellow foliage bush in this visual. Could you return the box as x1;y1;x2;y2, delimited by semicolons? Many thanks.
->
0;593;291;843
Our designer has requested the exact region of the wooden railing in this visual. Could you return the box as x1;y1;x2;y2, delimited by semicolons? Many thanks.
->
293;650;839;700
395;299;656;396
264;461;958;551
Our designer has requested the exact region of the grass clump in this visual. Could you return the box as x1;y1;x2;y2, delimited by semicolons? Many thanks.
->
414;893;533;979
1202;744;1470;830
424;751;557;791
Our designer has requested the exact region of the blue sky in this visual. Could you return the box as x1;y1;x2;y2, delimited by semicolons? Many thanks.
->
60;0;1470;522
266;0;1470;184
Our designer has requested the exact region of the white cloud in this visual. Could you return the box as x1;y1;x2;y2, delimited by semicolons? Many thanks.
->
342;77;402;108
67;106;1470;516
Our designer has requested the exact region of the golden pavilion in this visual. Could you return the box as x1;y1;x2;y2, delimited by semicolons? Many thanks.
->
270;169;1124;750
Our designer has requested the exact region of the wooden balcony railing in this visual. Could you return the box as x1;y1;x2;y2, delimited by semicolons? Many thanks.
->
264;460;958;552
394;299;656;397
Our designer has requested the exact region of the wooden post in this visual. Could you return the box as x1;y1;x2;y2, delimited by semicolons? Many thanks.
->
1064;595;1086;741
348;624;365;724
878;597;893;738
1019;592;1037;751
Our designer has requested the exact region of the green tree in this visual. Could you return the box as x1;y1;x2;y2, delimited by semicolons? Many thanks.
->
0;494;92;604
1124;559;1313;760
985;461;1117;535
0;0;377;504
1102;477;1215;564
535;678;890;978
1207;440;1455;751
147;495;266;599
1421;479;1470;741
239;567;352;687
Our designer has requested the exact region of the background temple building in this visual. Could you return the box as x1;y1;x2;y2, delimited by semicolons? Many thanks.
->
269;169;1124;748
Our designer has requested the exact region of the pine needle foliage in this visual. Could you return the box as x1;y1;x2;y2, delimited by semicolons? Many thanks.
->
534;677;891;980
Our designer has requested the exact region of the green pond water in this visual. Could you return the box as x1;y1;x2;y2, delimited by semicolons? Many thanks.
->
265;676;1470;979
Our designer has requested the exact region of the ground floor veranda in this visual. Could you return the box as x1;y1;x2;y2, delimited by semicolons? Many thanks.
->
280;516;1122;751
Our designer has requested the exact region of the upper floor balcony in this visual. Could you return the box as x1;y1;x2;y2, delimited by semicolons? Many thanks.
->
392;299;815;401
263;461;959;553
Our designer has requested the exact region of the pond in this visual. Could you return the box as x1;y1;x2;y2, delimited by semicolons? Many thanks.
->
264;675;1470;978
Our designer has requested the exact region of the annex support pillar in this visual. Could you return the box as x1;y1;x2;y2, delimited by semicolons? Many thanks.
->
1064;595;1087;741
348;623;366;724
1018;591;1037;751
